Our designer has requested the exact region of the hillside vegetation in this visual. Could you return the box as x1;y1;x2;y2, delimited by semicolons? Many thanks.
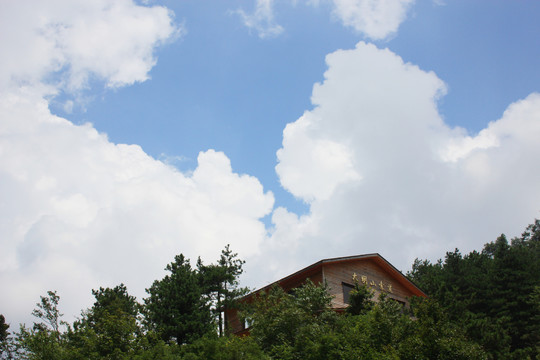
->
1;221;539;359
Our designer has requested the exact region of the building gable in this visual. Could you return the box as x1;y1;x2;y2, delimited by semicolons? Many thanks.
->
226;253;425;335
321;255;425;310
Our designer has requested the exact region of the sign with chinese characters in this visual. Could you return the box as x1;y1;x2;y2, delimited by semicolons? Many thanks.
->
352;272;393;293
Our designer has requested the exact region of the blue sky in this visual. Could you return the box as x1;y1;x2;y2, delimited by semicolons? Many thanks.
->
1;0;540;326
51;0;540;214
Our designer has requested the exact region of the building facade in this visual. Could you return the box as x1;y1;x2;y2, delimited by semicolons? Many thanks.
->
226;253;426;335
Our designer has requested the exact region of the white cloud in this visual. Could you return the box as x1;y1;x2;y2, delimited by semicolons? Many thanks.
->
331;0;415;40
439;127;499;163
276;112;361;202
0;0;273;327
263;42;540;282
0;0;179;92
236;0;414;40
0;89;274;325
235;0;284;39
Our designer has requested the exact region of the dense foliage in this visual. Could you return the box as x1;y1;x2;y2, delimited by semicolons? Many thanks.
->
197;244;248;337
0;245;248;359
0;315;10;346
408;219;540;359
246;281;486;360
2;221;538;359
144;253;213;345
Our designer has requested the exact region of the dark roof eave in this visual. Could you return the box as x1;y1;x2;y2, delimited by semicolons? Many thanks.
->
243;253;426;300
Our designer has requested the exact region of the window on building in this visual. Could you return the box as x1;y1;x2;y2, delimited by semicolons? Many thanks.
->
342;282;354;304
390;298;406;307
388;297;410;314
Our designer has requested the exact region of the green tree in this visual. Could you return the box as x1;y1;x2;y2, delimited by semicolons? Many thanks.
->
197;245;248;336
5;247;249;359
31;291;64;340
346;281;375;315
246;280;340;359
144;254;213;344
0;315;8;343
86;284;139;326
0;314;15;360
66;284;142;359
179;333;268;360
17;291;68;360
130;337;182;360
246;280;486;359
400;297;487;360
408;219;540;359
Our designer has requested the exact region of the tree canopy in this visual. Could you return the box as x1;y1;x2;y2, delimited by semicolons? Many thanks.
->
4;221;540;359
243;280;486;360
197;244;248;336
408;219;540;359
144;253;213;345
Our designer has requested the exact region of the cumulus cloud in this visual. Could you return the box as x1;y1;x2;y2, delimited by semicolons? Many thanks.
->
0;0;179;92
0;0;273;326
235;0;414;40
331;0;415;40
276;113;361;202
0;89;274;324
235;0;284;39
264;42;540;280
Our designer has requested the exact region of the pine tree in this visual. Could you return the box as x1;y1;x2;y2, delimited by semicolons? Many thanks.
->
144;254;213;344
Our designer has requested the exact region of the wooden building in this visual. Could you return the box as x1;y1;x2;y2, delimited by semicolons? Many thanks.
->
226;253;426;335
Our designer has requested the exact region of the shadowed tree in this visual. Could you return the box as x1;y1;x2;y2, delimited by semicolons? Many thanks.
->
0;314;14;359
197;245;248;336
144;254;213;344
67;284;141;359
346;281;375;315
408;219;540;359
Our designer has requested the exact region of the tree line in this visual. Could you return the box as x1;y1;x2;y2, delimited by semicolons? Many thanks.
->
0;245;248;359
1;221;539;359
408;219;540;359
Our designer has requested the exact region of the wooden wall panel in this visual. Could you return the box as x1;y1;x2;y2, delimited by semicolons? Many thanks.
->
228;256;425;335
323;259;414;309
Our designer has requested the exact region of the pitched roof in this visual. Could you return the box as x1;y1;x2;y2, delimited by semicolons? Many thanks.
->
250;253;426;298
